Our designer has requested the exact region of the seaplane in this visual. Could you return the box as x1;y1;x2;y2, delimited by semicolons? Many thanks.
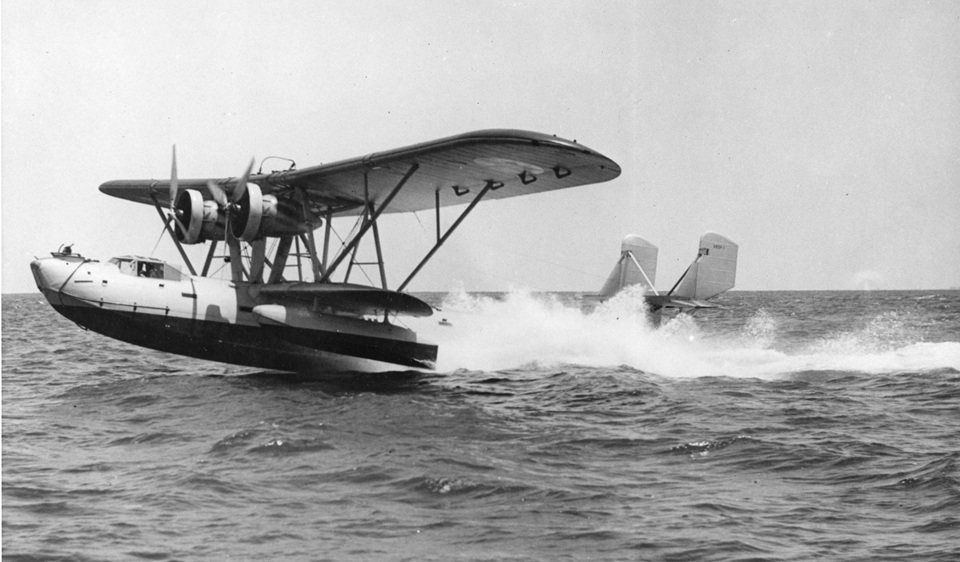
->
31;130;621;372
589;232;739;323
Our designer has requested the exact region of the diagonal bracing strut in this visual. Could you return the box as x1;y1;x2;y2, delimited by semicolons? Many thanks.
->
149;192;198;276
318;163;420;283
397;179;501;292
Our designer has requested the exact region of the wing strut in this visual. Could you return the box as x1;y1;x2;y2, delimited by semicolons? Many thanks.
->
318;163;420;283
343;203;387;288
397;179;501;292
322;210;333;273
149;193;198;276
370;205;388;289
226;233;244;283
201;239;218;277
302;230;324;280
344;174;390;289
248;239;267;283
267;236;293;284
294;236;305;281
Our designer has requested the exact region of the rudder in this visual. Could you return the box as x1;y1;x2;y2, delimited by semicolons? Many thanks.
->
670;232;738;301
598;234;659;298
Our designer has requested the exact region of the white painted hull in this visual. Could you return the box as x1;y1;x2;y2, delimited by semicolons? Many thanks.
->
30;255;437;373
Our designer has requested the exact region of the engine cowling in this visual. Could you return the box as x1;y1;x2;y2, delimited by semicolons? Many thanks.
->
174;189;222;244
181;183;313;243
230;183;279;242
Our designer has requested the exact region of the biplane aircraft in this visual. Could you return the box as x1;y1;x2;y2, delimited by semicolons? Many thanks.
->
31;130;620;372
589;232;739;323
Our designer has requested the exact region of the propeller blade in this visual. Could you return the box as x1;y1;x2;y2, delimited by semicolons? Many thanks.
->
170;213;189;239
208;179;235;243
233;158;255;204
169;145;179;209
152;214;174;256
207;180;228;207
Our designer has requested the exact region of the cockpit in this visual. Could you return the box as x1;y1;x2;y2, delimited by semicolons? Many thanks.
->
108;256;182;281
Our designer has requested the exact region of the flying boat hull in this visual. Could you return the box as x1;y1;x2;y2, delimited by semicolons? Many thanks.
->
31;254;437;373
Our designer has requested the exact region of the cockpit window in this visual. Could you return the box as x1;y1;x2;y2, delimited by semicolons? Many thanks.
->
138;262;164;279
108;257;182;281
109;257;136;275
159;263;182;281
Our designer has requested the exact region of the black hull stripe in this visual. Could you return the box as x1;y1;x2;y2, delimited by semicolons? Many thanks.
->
48;292;435;372
259;324;437;369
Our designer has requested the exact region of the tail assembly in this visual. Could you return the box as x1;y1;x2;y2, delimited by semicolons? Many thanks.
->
591;231;738;324
669;232;738;301
598;235;659;298
646;232;738;316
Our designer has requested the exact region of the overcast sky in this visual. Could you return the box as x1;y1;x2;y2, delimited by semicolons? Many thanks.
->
3;0;958;293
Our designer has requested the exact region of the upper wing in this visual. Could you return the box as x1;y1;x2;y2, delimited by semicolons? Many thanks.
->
278;129;621;215
99;129;621;215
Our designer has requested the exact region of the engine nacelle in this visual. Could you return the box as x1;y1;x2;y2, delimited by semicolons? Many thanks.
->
179;185;312;244
174;189;223;244
230;183;279;242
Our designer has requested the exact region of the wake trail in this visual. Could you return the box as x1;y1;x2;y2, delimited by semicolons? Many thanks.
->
423;289;960;378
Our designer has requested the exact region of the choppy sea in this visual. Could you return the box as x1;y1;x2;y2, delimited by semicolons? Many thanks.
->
3;290;960;561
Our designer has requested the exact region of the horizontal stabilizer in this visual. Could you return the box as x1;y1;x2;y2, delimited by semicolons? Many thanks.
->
599;235;658;298
670;232;738;301
255;283;434;317
646;295;719;311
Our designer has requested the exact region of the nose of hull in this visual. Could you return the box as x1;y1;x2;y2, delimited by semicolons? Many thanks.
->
30;258;50;290
30;257;83;304
31;258;61;305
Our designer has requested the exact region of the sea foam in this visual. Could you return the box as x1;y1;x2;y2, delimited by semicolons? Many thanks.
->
421;289;960;378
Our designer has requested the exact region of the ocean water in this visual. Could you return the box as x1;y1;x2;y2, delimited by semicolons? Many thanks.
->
3;290;960;561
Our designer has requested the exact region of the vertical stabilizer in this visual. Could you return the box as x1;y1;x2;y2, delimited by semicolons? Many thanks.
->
669;232;738;301
599;235;658;298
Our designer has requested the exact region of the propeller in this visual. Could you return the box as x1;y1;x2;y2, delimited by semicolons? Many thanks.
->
167;145;189;238
206;158;255;242
205;159;255;283
170;145;178;208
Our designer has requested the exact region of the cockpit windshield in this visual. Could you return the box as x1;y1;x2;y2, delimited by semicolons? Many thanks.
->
108;257;136;275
